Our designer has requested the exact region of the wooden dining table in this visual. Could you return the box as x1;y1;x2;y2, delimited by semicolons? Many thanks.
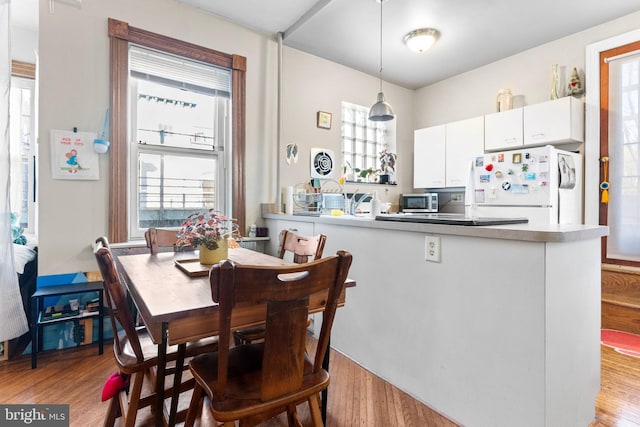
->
116;246;354;426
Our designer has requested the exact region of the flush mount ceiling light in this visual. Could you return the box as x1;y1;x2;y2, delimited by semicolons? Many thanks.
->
403;28;440;53
369;0;395;122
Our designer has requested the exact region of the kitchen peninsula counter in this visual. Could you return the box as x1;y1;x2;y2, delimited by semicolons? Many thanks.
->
263;212;606;242
264;213;607;427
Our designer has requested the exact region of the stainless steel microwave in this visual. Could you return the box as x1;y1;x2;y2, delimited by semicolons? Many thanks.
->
400;193;438;213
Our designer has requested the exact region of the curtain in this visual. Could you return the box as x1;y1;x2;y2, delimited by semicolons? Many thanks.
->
0;0;29;342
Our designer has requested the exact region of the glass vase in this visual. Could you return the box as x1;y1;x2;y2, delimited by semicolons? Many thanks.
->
550;64;560;100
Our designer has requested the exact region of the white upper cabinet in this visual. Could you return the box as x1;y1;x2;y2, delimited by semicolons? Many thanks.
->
413;118;484;189
484;107;523;151
414;125;446;188
414;98;584;189
523;96;584;146
445;116;484;187
484;97;584;151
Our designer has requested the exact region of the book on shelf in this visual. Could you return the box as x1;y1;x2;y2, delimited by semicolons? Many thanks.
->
86;301;100;312
40;304;80;322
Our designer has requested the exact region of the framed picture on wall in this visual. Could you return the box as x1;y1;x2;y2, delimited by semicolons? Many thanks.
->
50;129;99;180
317;111;332;129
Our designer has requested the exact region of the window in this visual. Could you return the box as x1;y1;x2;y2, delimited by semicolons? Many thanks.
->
108;19;246;242
341;101;395;182
9;71;36;234
601;40;640;265
128;46;231;238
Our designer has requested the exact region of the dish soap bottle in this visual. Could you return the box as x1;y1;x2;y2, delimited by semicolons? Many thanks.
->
370;191;381;218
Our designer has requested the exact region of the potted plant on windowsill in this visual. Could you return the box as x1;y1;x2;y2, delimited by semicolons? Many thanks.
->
353;167;379;183
379;149;397;184
176;209;239;265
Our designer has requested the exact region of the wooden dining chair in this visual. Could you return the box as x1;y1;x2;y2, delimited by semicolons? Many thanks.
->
94;237;218;427
144;227;181;254
232;229;327;345
184;250;352;427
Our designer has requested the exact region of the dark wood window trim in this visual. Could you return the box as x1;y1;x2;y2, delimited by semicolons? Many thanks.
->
599;40;640;266
11;60;36;79
107;18;246;242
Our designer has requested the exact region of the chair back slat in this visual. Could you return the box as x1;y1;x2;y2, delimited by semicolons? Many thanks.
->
277;230;326;264
209;250;352;402
144;227;181;254
261;298;309;399
231;230;327;347
94;237;145;361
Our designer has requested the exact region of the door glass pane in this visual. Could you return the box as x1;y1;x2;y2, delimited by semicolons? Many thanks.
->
606;52;640;261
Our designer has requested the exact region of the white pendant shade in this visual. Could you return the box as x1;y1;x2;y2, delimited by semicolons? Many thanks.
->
404;28;440;53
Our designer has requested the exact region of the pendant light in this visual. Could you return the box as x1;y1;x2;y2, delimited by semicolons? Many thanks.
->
369;0;395;122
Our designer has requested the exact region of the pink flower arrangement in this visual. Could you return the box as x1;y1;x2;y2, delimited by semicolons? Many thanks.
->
176;209;237;250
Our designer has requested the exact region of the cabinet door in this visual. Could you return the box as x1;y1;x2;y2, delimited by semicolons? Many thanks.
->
445;116;484;187
414;125;446;188
524;97;584;145
484;107;523;151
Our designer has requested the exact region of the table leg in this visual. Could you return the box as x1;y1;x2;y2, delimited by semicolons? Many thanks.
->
98;289;104;355
155;322;168;426
168;343;186;427
31;297;39;369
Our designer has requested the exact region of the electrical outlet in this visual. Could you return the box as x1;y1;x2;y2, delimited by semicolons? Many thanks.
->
425;235;441;262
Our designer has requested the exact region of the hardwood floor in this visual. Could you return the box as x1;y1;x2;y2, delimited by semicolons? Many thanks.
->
1;339;639;426
593;345;640;426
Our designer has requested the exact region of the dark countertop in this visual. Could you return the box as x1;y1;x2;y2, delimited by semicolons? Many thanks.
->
374;213;529;226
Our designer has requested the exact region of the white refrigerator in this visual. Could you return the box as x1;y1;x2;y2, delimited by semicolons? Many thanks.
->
466;145;582;225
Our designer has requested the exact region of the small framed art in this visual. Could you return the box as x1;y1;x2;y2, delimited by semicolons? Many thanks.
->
317;111;332;129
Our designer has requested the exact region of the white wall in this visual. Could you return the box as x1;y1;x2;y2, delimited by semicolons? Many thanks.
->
37;0;280;273
36;0;411;274
280;47;413;210
414;11;640;128
34;1;640;273
10;26;37;64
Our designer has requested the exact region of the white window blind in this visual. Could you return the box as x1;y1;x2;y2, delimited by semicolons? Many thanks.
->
129;46;230;96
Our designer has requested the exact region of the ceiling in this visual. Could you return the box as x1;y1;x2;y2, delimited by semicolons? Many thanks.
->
178;0;640;90
11;0;640;89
